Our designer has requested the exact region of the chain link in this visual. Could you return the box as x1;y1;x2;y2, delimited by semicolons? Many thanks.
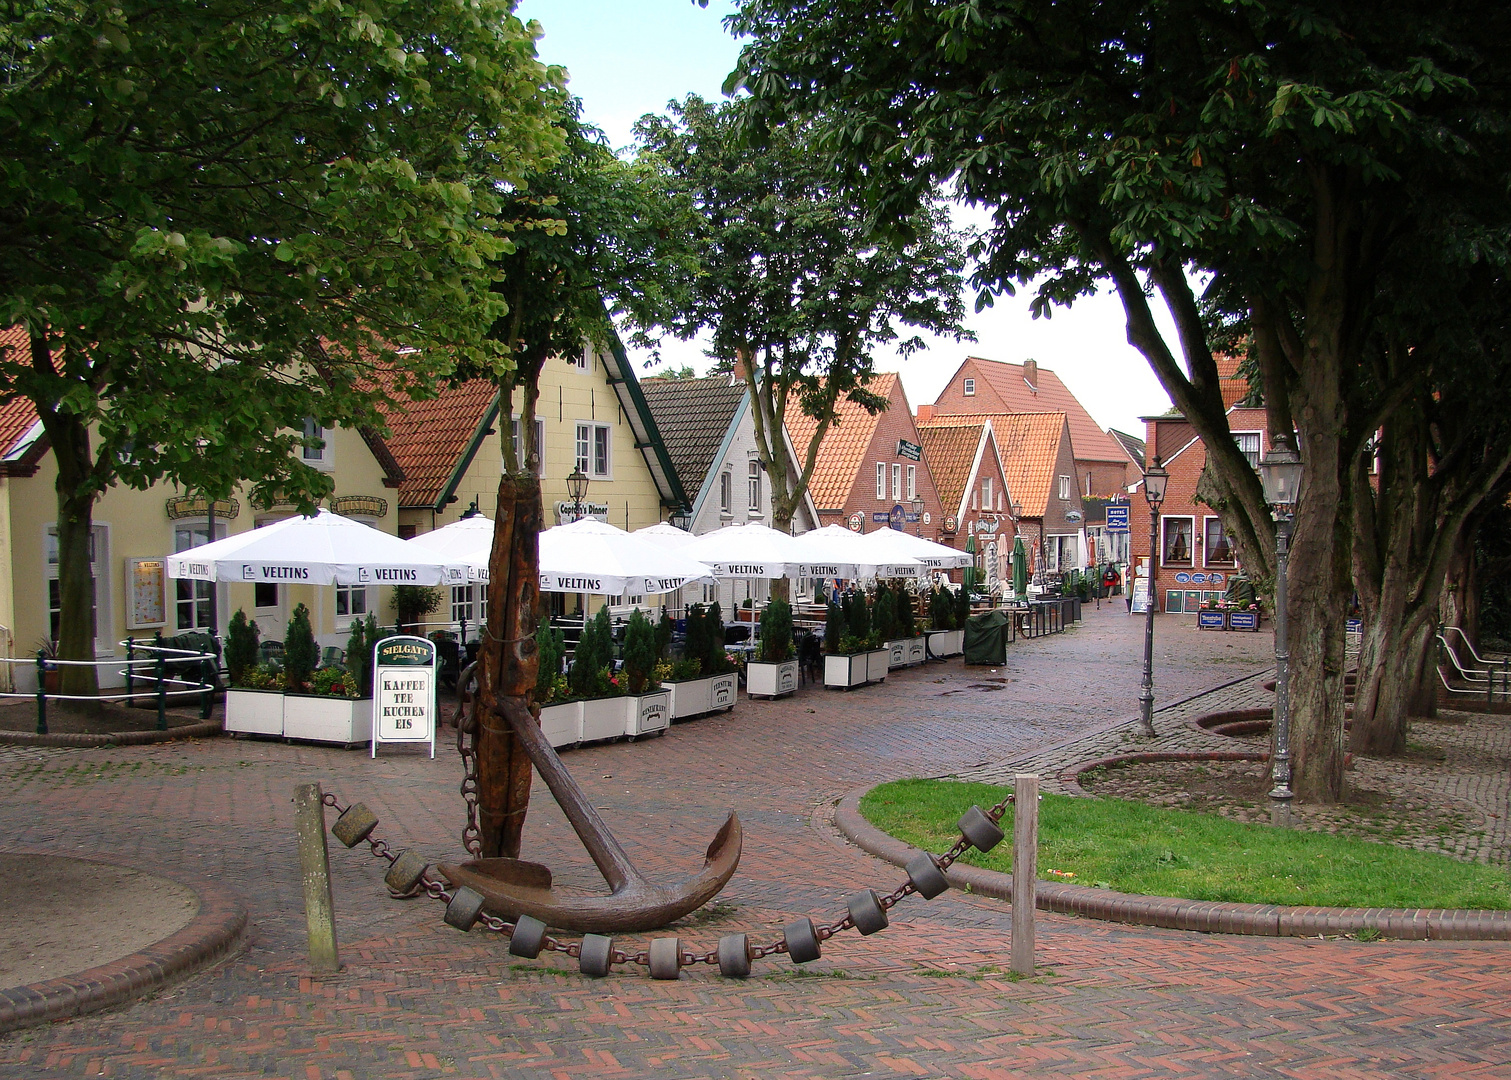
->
455;667;483;858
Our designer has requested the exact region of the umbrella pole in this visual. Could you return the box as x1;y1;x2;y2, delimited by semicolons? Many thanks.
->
474;474;542;859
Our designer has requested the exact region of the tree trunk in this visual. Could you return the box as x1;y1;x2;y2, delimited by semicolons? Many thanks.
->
473;473;541;859
1408;625;1440;719
45;407;101;698
1350;605;1432;756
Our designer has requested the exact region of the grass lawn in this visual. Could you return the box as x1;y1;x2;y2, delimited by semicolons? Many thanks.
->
861;779;1511;910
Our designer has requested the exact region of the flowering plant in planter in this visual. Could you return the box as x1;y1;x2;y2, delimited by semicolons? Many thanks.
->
310;666;357;698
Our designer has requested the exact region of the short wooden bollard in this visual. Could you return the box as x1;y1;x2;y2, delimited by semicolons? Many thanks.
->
293;783;342;972
1010;773;1038;976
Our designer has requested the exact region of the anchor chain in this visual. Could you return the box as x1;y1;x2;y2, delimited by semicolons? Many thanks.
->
322;786;1020;978
455;662;482;858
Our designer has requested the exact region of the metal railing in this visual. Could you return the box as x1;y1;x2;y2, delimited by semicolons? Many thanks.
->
1;636;218;735
1436;633;1511;704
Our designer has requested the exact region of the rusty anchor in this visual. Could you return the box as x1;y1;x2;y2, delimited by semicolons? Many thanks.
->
439;696;742;935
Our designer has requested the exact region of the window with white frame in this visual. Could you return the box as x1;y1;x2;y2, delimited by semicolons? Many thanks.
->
336;583;370;625
1058;474;1070;500
575;422;611;478
1162;516;1195;566
892;464;902;501
970;487;978;511
174;520;224;632
720;470;732;515
254;582;279;610
747;460;762;511
876;463;886;501
1234;432;1261;469
509;416;546;476
450;583;487;625
45;523;109;651
981;477;993;509
963;378;976;396
906;464;916;500
570;343;592;372
1045;534;1078;571
301;417;332;470
1204;516;1236;566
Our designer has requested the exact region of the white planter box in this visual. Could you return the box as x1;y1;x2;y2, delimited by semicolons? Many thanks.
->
538;701;581;748
824;649;888;689
580;695;625;744
708;673;737;711
625;690;670;737
225;688;284;736
665;677;711;720
925;629;964;658
283;694;373;746
887;637;927;668
746;659;798;698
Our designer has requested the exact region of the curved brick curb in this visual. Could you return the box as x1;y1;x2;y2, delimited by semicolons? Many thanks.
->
0;720;222;748
835;788;1511;941
0;853;248;1035
1060;749;1265;792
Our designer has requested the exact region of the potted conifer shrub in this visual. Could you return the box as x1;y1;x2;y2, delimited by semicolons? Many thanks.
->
225;609;285;736
621;608;670;737
747;598;798;698
533;617;578;748
824;591;888;689
283;603;373;746
924;587;964;658
573;605;625;744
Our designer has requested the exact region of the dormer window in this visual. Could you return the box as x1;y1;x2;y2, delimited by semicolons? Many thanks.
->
301;418;332;471
963;378;976;396
570;344;592;372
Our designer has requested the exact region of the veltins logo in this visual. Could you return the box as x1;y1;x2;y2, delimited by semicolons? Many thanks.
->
241;564;255;580
358;567;371;582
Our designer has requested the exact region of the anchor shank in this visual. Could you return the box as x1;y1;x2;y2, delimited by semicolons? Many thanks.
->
494;697;641;892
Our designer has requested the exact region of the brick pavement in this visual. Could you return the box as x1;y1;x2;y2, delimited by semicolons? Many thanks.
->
2;606;1509;1079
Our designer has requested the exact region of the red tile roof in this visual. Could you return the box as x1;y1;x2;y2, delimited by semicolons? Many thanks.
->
0;326;41;457
783;373;898;512
937;357;1126;465
974;412;1070;518
915;417;987;520
378;379;499;509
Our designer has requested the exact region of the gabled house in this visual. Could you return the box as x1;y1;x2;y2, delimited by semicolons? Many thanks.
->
380;330;683;619
914;415;1018;575
1129;359;1265;614
975;412;1087;578
930;356;1134;496
783;373;947;541
0;324;407;683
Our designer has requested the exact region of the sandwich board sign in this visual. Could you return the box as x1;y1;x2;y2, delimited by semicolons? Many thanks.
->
371;635;437;758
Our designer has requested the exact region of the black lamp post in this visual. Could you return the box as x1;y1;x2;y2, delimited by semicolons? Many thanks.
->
1138;457;1169;738
1260;438;1304;824
668;506;692;531
566;467;589;523
911;495;925;537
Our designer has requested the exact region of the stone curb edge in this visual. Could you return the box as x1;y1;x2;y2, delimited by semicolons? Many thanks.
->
834;789;1511;941
0;852;249;1035
0;720;223;748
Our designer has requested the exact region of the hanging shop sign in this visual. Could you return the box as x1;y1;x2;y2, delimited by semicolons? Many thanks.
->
848;512;865;532
332;495;390;519
895;439;922;461
371;635;437;759
165;496;239;520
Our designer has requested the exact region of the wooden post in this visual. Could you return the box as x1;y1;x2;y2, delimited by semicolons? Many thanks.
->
293;783;341;972
1011;773;1038;976
474;474;542;859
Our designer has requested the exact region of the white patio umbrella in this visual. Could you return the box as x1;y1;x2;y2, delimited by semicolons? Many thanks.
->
537;518;714;596
788;524;925;579
859;527;973;571
632;521;699;550
677;522;810;579
405;514;495;582
165;509;464;586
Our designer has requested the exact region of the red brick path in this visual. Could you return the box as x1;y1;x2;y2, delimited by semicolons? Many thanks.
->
2;608;1507;1078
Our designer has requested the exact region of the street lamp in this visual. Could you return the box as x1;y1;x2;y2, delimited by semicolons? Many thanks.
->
668;506;692;531
911;495;925;537
1260;438;1304;825
566;467;589;523
1137;457;1169;738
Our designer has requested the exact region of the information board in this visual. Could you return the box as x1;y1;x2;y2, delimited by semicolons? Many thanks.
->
1130;577;1151;614
371;635;437;758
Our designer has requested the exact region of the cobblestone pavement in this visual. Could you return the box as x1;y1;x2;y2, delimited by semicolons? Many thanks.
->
3;607;1509;1079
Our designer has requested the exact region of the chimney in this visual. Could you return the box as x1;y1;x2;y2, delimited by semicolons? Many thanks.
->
916;404;935;422
1023;359;1038;391
733;348;753;385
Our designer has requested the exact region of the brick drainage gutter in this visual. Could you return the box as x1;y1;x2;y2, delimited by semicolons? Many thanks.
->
834;788;1511;941
0;854;248;1035
0;721;222;748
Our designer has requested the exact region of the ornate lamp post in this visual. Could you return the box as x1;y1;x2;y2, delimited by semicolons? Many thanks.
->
1260;438;1304;825
566;467;589;523
1137;457;1168;737
911;495;925;537
668;506;692;531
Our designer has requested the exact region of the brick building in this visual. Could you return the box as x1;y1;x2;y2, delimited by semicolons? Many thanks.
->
1128;361;1266;614
784;373;947;541
914;416;1018;583
930;356;1135;496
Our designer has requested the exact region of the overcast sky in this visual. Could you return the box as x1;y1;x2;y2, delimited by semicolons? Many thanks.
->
515;0;1179;437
